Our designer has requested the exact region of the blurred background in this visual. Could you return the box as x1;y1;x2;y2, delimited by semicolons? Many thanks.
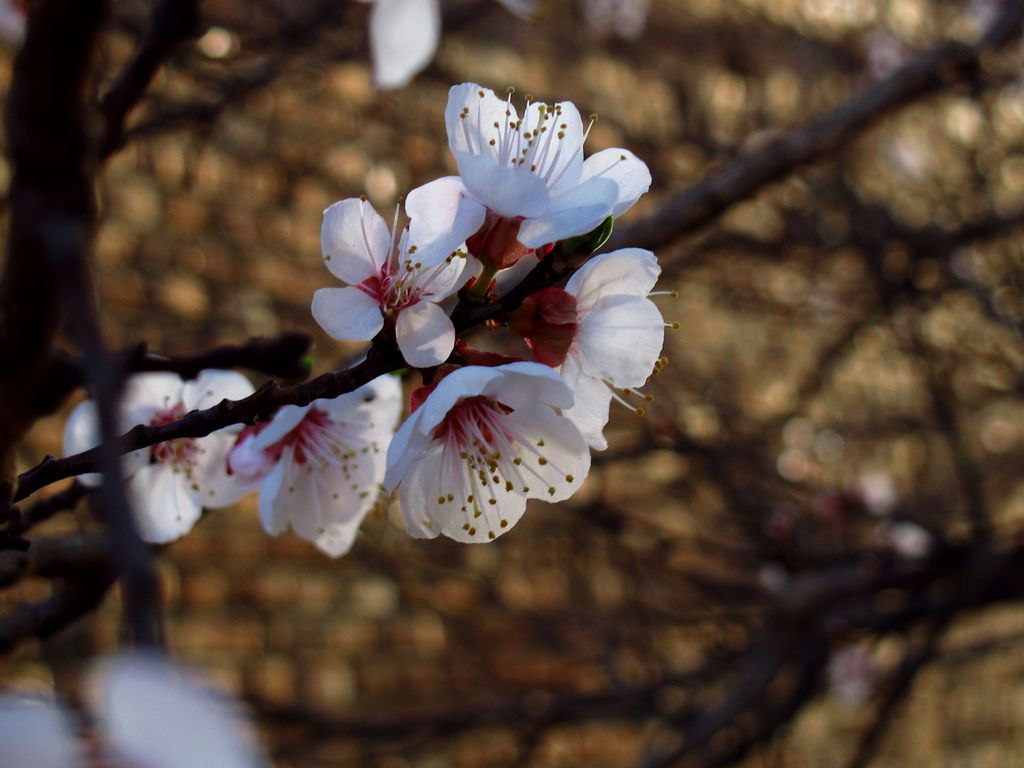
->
4;0;1024;765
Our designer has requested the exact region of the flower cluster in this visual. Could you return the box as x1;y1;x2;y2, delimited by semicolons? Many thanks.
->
63;82;669;553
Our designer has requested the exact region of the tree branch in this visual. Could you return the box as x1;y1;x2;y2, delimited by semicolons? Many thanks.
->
609;1;1024;252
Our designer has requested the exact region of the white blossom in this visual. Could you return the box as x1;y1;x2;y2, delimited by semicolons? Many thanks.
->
312;196;474;367
370;0;533;89
63;371;255;544
407;83;651;267
228;375;402;557
384;362;590;542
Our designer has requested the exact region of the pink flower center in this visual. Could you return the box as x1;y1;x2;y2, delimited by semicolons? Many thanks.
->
434;396;514;449
357;260;423;315
282;407;335;465
150;403;199;468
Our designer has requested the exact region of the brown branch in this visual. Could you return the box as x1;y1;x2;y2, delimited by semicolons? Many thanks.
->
608;1;1024;253
42;332;313;409
0;567;116;655
3;481;90;541
98;0;200;157
0;532;110;589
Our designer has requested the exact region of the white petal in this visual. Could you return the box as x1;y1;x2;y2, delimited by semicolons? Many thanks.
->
396;302;455;367
250;404;310;450
445;83;518;159
565;247;660;306
126;464;202;544
92;653;262;768
516;175;619;249
410;251;473;301
413;366;505;435
258;459;288;536
63;400;103;487
520;99;585;195
484;361;576;411
194;432;252;508
384;413;424;492
122;372;184;420
321;198;390;285
503;405;590;503
316;374;403;437
181;370;254;412
0;697;76;768
405;176;487;265
369;0;440;89
398;440;528;542
559;354;612;450
311;286;385;341
314;522;363;558
580;148;652;218
453;150;551;219
493;252;538;297
272;449;377;557
576;295;664;387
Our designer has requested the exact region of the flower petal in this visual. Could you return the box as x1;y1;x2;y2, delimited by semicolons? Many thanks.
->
251;404;309;450
259;459;288;535
405;176;487;265
565;247;661;306
453;150;551;219
414;366;505;435
181;370;254;412
520;99;585;195
502;404;590;503
0;697;76;768
311;286;385;341
483;361;576;411
369;0;440;89
576;295;664;387
321;198;390;285
398;440;528;542
383;407;428;492
272;447;378;557
194;432;253;508
516;175;619;249
410;251;473;301
93;653;262;768
580;148;652;218
559;354;612;450
445;83;519;159
396;301;455;367
126;464;202;544
121;372;183;424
